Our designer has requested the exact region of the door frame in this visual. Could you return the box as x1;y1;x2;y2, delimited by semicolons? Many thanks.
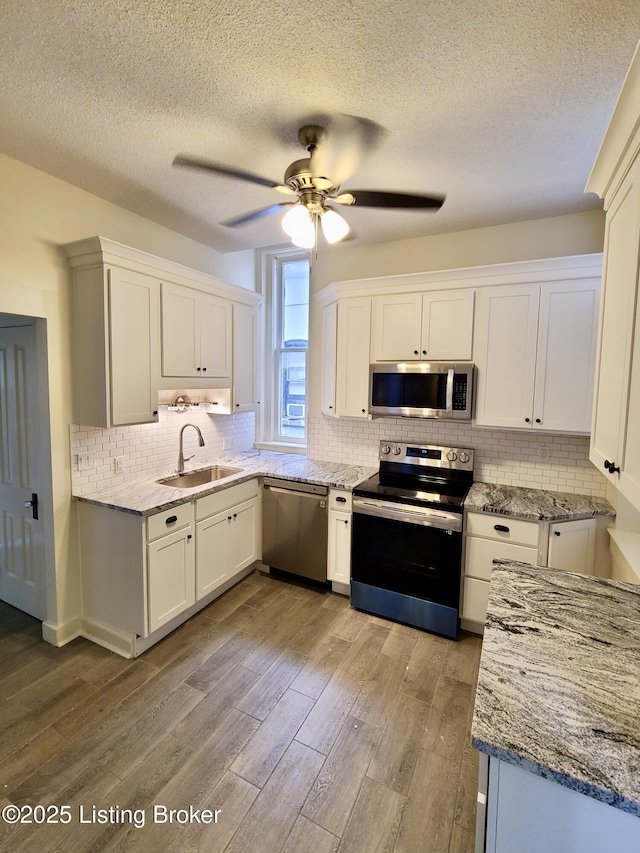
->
0;313;55;629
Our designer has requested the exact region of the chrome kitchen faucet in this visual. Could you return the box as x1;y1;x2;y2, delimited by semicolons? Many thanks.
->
178;423;205;473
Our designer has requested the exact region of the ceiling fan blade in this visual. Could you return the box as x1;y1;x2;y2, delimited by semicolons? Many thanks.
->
173;154;295;194
310;114;385;187
333;190;445;210
221;202;294;228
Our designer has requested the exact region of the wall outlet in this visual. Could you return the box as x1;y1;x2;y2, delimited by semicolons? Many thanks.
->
114;456;125;474
537;446;551;462
222;438;229;451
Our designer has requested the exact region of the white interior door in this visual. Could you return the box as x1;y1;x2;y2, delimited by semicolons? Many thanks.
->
0;323;46;618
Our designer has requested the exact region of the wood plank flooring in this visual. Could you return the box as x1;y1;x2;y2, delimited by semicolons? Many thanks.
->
0;570;482;852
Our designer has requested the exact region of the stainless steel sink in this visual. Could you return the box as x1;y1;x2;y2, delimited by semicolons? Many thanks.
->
157;466;243;488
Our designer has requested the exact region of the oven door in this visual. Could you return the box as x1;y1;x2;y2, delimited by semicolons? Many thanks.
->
350;497;462;637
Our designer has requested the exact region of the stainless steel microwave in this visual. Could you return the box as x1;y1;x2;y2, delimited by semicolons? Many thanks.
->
369;362;475;420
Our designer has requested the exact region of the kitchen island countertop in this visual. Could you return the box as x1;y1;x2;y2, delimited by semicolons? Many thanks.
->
472;559;640;817
465;481;615;522
74;450;376;516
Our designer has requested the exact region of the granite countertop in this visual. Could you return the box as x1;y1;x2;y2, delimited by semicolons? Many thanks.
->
74;450;377;516
472;559;640;816
465;481;615;522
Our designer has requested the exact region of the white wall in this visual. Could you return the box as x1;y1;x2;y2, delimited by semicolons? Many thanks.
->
310;210;605;293
0;152;255;637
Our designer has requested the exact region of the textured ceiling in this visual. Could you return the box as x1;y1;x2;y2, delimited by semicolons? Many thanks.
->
1;1;639;253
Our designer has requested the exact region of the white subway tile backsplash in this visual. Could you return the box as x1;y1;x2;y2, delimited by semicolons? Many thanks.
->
70;408;256;496
306;412;607;498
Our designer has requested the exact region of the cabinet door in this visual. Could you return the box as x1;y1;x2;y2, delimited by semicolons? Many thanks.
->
462;576;491;624
321;302;337;416
590;157;640;479
109;267;160;426
233;302;258;412
335;298;372;418
474;285;540;428
621;284;640;509
161;282;199;376
371;294;422;360
199;294;232;378
147;526;195;632
196;511;232;598
230;498;258;576
534;282;599;433
420;289;475;360
328;510;351;584
548;519;596;575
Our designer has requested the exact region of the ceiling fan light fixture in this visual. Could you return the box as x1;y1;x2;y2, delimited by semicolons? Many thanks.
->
282;204;315;248
321;209;350;244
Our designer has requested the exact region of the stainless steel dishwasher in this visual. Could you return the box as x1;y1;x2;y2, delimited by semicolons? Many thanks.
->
262;478;328;582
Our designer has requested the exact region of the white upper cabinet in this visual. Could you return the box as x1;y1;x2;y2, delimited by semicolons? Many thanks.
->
372;293;423;360
372;289;474;361
321;302;338;416
474;285;540;429
420;290;475;360
586;44;640;509
590;158;640;495
70;263;160;428
109;268;161;426
474;280;599;433
334;297;372;418
321;298;371;419
161;281;232;379
533;282;599;433
232;302;259;412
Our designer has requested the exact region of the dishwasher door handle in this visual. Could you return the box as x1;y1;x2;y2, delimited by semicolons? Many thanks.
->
264;484;326;501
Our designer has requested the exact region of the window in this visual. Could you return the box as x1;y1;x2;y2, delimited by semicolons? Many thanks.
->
258;249;310;449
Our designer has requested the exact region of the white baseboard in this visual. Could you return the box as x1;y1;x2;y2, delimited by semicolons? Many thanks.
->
42;617;81;647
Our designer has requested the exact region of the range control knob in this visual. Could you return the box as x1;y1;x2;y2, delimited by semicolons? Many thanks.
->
446;450;458;462
392;445;402;455
459;451;471;464
381;444;391;455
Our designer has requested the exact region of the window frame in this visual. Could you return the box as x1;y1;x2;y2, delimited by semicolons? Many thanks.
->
256;246;310;452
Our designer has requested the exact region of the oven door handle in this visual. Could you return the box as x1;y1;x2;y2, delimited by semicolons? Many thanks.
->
353;499;462;531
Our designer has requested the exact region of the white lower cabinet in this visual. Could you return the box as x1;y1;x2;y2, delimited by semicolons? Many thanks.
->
463;512;541;628
147;523;195;633
327;489;352;588
78;479;260;657
463;513;609;630
196;494;258;598
481;757;640;853
547;518;596;575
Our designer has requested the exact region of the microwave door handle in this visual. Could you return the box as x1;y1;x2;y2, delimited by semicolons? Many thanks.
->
445;368;454;412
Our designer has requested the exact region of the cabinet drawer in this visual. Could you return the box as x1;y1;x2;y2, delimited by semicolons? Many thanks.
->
462;576;491;625
196;478;259;521
329;489;352;512
465;536;539;581
466;512;540;546
147;503;194;542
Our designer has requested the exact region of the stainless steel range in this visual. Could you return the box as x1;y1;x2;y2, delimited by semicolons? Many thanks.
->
351;441;474;639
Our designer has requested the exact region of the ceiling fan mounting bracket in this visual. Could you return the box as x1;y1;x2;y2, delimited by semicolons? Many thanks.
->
297;124;327;151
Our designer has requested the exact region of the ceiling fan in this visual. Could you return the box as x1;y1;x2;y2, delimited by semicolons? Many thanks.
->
173;117;445;250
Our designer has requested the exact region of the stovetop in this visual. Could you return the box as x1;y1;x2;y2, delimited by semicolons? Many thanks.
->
353;441;475;512
353;472;471;511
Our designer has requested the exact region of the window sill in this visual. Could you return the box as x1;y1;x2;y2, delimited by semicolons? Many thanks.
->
254;442;307;456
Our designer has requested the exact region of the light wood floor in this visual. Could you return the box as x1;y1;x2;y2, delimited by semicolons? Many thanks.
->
0;570;482;853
